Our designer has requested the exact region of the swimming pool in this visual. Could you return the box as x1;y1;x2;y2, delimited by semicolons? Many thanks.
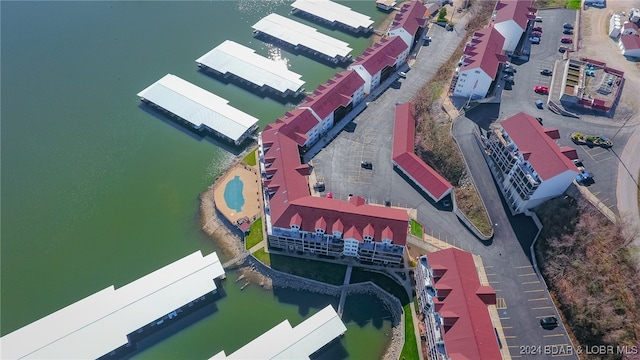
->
223;175;245;213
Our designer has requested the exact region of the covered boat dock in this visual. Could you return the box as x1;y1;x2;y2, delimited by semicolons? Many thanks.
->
0;251;225;360
196;40;305;98
252;13;353;64
137;74;259;145
291;0;373;34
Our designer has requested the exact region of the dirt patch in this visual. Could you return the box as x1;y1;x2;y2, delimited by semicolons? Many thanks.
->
577;1;640;124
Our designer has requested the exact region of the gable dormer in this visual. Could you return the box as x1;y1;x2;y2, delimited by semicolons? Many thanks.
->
363;224;374;242
332;219;344;238
381;226;393;243
315;217;327;234
290;213;302;230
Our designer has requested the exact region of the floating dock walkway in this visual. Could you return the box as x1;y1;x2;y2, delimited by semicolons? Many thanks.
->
252;13;353;64
291;0;373;34
196;40;305;98
137;74;259;146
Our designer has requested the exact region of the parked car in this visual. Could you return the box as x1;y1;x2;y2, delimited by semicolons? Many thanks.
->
529;36;541;44
535;100;544;109
573;159;584;168
540;316;559;328
361;161;373;169
540;69;553;76
536;117;543;124
398;71;407;78
504;67;516;74
535;16;543;22
534;85;549;94
563;22;574;29
533;26;543;32
563;28;574;35
503;75;514;82
576;172;595;185
561;37;573;44
532;31;542;37
423;35;432;42
559;46;569;53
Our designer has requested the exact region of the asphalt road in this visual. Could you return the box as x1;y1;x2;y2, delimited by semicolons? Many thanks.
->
311;19;580;358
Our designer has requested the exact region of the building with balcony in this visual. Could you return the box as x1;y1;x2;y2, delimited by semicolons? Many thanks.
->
491;0;536;53
348;36;410;94
453;27;507;100
414;248;500;360
484;112;580;214
260;120;408;266
298;70;365;138
387;0;428;49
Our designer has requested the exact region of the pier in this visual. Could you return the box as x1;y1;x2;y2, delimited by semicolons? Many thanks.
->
337;265;353;318
137;74;259;146
0;251;225;360
252;14;353;64
291;0;373;34
196;40;305;98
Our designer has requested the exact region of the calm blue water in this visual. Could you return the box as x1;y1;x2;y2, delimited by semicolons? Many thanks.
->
224;175;245;212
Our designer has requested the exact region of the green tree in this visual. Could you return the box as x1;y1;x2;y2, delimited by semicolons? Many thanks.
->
438;7;448;21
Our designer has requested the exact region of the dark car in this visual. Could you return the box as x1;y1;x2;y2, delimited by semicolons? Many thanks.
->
533;26;543;32
559;46;569;53
503;75;514;82
540;316;559;328
536;117;543;124
563;28;574;35
563;22;574;29
504;67;516;74
532;31;542;37
561;37;573;44
540;69;553;76
535;100;544;109
361;161;372;169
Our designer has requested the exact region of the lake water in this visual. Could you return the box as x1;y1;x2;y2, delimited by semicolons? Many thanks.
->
0;1;394;358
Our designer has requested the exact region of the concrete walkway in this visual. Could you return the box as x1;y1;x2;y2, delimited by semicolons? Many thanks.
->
616;122;640;241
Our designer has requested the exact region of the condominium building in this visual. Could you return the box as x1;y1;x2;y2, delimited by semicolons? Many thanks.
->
484;112;580;214
491;0;536;53
414;249;500;360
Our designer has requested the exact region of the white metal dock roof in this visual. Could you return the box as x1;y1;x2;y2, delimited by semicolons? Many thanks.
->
291;0;373;30
211;305;346;359
0;251;225;359
196;40;305;95
136;74;258;143
252;13;353;60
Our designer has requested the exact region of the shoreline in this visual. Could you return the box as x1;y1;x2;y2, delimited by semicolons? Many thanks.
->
199;180;404;360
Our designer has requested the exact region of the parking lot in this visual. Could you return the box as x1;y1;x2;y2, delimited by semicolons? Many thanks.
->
495;8;633;214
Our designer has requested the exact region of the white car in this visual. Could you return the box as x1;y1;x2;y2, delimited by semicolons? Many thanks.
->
529;36;540;44
398;71;407;78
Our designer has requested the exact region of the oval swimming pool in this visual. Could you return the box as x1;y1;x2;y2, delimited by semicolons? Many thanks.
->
223;175;245;213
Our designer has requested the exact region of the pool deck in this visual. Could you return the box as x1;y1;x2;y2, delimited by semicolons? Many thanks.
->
213;163;261;227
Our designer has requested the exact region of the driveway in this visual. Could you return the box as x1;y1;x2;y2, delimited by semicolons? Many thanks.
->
453;108;578;360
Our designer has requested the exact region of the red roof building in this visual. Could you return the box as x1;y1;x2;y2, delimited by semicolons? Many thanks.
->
492;0;536;52
415;248;501;360
349;36;409;93
300;70;365;121
619;34;640;57
387;0;427;48
392;102;453;202
484;112;579;214
260;87;409;265
275;108;320;147
453;27;506;99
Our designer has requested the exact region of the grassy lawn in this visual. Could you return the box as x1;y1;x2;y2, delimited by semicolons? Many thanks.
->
533;0;569;8
245;218;263;250
242;149;257;166
269;254;346;285
253;248;270;266
400;303;419;360
566;0;580;9
409;219;423;238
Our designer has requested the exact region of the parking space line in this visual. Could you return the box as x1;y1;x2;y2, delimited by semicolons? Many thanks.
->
504;335;517;339
522;280;541;285
532;306;552;310
552;353;575;357
518;272;536;276
486;273;497;276
525;289;545;293
515;265;531;269
488;281;500;284
528;297;548;301
536;314;557;318
544;334;565;337
502;326;513;329
508;345;519;348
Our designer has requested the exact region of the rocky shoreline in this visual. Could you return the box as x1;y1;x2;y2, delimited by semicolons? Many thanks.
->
200;182;405;360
